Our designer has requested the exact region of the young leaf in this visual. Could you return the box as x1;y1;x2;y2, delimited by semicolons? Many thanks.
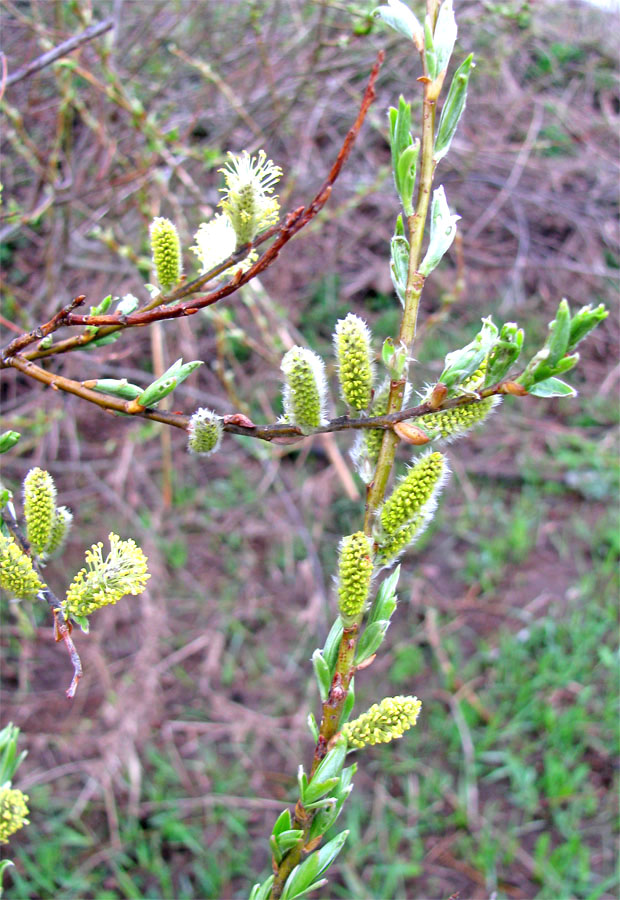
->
367;567;400;625
424;16;438;80
91;379;143;400
272;808;292;838
312;649;332;702
310;739;347;789
249;875;275;900
418;185;460;277
397;140;420;215
544;298;571;366
567;303;608;351
373;1;423;47
302;778;340;806
338;677;355;727
322;618;344;674
484;323;524;386
280;831;349;900
434;53;474;163
307;712;319;743
0;432;20;454
355;620;390;665
434;0;457;75
526;377;577;398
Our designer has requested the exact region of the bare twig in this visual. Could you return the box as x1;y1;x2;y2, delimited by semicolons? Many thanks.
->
5;17;115;88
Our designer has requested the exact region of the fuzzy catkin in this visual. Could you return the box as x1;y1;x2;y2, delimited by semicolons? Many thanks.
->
374;514;427;567
149;217;182;290
337;532;373;622
23;467;56;556
416;396;500;443
187;408;223;457
281;347;327;433
334;313;374;411
380;451;447;535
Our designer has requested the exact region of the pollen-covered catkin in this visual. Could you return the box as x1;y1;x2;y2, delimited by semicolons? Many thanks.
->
149;217;182;290
337;532;373;622
0;787;29;843
23;467;56;556
342;695;422;748
374;514;428;567
0;533;46;600
380;451;448;535
281;346;327;433
416;396;500;443
62;533;150;619
334;313;374;411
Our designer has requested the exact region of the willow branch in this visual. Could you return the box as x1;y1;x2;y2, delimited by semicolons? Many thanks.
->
1;52;384;369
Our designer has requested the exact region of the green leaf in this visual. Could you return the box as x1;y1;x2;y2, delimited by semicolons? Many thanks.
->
544;298;571;366
312;649;331;702
484;322;524;386
308;765;356;842
307;712;319;743
309;740;347;793
338;677;355;727
355;620;389;665
439;316;499;391
280;831;349;900
272;828;304;858
272;808;292;838
418;185;460;277
567;302;608;351
424;16;437;80
527;377;577;398
390;233;410;306
433;0;457;74
368;568;400;625
373;2;422;43
136;377;178;408
0;431;20;454
397;140;420;215
434;53;474;163
87;333;120;349
322;618;343;674
91;379;143;400
249;875;274;900
302;782;340;807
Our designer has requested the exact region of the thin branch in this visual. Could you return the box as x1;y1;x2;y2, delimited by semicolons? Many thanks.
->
5;18;115;88
1;52;384;361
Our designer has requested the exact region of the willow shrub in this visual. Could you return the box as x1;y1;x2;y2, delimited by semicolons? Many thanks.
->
0;2;608;898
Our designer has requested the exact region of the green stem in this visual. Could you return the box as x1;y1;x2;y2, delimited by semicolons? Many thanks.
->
272;51;439;900
364;80;437;531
